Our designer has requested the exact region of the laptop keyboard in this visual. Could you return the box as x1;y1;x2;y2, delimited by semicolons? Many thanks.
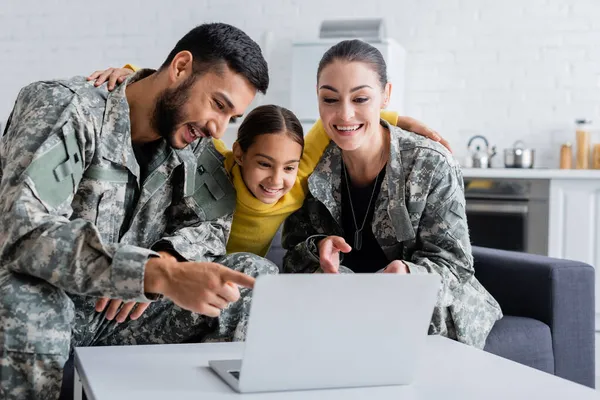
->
229;370;241;380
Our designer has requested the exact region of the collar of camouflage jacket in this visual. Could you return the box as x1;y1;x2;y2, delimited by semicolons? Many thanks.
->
98;69;197;192
307;119;415;243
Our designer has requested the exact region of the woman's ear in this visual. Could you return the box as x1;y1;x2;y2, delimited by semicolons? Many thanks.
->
382;82;393;109
232;141;244;165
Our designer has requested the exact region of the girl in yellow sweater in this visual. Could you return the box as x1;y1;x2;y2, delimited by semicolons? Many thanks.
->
88;67;449;257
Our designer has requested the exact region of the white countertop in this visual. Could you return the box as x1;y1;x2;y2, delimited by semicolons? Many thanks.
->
461;168;600;180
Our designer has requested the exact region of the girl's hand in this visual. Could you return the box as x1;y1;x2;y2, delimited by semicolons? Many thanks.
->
397;116;452;153
87;67;135;91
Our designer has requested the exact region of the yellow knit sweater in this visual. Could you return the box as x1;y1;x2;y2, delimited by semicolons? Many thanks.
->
214;112;399;256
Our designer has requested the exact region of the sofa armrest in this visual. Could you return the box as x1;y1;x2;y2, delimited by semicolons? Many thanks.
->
473;246;595;387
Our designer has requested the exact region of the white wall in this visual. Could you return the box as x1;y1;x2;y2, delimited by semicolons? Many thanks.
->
1;0;600;166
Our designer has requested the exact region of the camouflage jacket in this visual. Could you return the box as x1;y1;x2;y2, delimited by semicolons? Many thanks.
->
0;70;235;302
282;120;502;348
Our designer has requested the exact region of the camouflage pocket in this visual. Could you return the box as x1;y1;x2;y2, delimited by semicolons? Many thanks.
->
449;200;465;218
439;199;466;229
188;144;236;221
407;200;425;232
438;199;471;259
190;165;236;221
24;123;84;210
94;189;119;243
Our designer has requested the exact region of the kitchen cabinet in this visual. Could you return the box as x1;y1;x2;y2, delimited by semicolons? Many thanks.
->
548;179;600;329
462;168;600;329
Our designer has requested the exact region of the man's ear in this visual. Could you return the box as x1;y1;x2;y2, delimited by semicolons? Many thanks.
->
168;51;193;83
232;141;244;165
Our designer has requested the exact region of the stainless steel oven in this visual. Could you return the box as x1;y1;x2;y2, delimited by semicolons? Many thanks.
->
463;178;550;256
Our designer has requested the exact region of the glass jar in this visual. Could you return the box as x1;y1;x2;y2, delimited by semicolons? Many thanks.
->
575;119;591;169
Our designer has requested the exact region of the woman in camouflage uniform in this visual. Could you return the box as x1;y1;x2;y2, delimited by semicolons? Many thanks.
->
282;39;502;349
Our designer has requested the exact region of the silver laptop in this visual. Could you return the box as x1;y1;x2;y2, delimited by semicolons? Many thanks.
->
209;273;440;393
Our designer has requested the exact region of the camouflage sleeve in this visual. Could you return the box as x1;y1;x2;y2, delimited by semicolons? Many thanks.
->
403;162;474;307
281;194;325;274
152;206;232;262
0;82;157;301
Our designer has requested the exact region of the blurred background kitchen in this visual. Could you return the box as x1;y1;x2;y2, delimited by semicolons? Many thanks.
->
1;0;599;320
1;0;600;165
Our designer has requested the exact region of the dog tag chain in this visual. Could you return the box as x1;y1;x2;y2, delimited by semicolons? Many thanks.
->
354;230;363;251
342;162;380;251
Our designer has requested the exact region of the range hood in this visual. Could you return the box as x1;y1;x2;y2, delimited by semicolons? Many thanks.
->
319;18;386;42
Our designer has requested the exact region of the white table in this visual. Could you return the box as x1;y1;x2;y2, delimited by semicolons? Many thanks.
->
74;336;598;400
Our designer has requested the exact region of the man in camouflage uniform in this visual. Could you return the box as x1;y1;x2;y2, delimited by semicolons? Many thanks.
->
0;23;278;399
282;120;502;349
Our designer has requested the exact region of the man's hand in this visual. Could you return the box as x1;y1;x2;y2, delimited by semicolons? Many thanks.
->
87;66;135;91
382;260;410;274
396;116;452;153
145;258;256;317
95;298;150;323
317;236;352;274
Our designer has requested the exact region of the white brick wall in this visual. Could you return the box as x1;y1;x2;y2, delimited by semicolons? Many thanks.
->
1;0;600;166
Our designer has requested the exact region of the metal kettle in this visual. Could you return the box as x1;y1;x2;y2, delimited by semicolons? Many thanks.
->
467;135;496;168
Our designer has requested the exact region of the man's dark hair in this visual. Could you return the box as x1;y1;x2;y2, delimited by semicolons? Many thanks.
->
161;23;269;94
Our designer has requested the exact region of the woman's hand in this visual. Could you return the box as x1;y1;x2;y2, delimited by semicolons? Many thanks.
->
317;236;352;273
382;260;409;274
396;116;452;153
87;67;135;91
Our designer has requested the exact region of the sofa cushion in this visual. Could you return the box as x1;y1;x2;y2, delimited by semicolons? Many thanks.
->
484;315;554;374
265;227;285;270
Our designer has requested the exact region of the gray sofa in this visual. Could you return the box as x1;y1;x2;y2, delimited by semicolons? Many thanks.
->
265;234;596;389
473;246;595;388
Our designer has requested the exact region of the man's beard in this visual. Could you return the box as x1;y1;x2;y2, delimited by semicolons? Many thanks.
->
151;75;196;148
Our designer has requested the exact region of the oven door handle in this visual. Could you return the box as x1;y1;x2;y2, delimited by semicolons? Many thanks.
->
466;202;529;215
